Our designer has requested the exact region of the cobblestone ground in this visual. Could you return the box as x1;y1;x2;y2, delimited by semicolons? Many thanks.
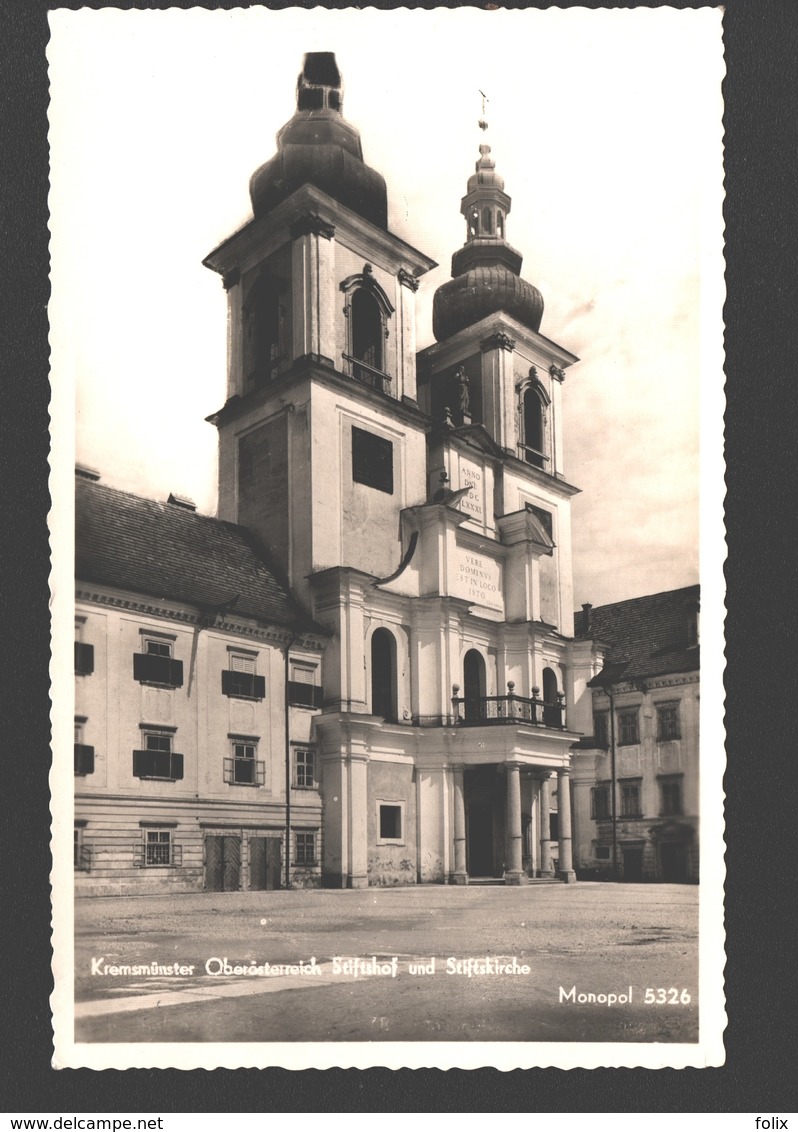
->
74;882;699;1044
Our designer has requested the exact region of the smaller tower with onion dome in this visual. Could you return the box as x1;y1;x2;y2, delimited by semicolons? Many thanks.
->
417;119;581;637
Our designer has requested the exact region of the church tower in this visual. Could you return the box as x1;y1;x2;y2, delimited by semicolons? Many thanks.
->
205;56;585;888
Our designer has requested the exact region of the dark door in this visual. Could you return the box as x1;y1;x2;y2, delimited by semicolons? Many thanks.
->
463;649;486;723
467;803;494;877
622;847;644;882
205;835;241;892
249;837;282;890
660;842;688;882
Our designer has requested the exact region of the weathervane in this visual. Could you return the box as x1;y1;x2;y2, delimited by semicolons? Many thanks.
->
478;89;488;132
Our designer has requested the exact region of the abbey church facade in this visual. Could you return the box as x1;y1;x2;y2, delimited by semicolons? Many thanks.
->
74;53;634;893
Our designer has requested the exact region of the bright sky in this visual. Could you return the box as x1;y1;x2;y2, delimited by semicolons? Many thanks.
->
49;7;723;609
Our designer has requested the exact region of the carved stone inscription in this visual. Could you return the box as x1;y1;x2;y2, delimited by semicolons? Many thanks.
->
459;457;485;524
451;547;503;612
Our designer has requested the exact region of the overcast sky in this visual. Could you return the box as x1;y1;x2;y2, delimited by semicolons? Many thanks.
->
49;7;723;609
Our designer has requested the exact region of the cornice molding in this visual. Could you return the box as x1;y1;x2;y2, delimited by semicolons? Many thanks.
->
481;331;516;353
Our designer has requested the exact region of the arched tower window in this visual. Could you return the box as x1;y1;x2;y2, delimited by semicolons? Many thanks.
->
371;628;398;722
244;276;285;387
482;207;493;234
497;211;504;238
542;667;561;728
463;649;486;723
517;370;550;469
340;267;395;393
352;288;383;371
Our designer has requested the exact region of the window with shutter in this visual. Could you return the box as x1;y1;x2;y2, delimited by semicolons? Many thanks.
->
222;652;265;699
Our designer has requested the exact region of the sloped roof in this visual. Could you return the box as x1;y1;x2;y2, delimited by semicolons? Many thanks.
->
76;477;319;632
574;585;700;684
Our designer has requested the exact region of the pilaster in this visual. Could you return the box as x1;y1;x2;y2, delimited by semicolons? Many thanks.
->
290;215;336;364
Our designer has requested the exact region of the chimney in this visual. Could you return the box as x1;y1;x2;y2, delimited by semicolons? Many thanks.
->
581;602;593;634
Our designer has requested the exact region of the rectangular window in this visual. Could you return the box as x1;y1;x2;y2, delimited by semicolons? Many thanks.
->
145;830;173;867
74;642;94;676
595;846;611;860
224;738;265;787
593;711;609;748
133;731;184;780
74;718;94;776
591;783;611;820
549;812;559;842
377;802;404;844
294;748;317;788
352;427;393;494
134;636;183;687
656;702;681;741
222;652;266;699
618;709;640;746
288;662;323;708
74;827;91;871
294;831;316;866
659;775;683;816
620;779;642;818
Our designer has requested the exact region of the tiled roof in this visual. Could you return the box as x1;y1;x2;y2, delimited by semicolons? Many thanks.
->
76;478;319;632
574;585;700;684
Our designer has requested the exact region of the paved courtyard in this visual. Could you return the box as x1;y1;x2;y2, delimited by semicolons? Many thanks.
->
74;882;698;1044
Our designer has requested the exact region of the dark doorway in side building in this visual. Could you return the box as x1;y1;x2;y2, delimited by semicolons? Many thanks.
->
249;836;281;890
660;841;688;883
622;846;644;882
205;835;241;891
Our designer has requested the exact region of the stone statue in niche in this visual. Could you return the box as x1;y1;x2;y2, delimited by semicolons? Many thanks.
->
454;365;470;421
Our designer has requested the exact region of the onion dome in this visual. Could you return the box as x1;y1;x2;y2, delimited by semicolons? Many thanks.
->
433;143;544;341
250;52;388;230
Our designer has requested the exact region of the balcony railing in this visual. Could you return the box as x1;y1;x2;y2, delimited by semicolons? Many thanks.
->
451;682;566;729
342;353;393;395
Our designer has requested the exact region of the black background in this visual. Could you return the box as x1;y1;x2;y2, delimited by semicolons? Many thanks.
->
2;0;796;1113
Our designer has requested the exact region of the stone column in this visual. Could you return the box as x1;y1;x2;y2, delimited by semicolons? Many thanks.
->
539;775;553;876
557;766;577;883
505;762;524;884
452;767;468;884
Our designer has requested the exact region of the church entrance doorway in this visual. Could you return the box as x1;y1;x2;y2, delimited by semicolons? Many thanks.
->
464;765;504;878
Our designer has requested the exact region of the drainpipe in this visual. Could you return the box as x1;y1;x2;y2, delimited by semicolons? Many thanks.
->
284;631;296;890
607;686;619;882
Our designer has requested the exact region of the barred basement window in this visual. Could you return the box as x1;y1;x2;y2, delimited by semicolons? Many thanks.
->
133;730;184;781
656;702;681;741
591;783;611;820
134;635;183;688
618;709;640;746
294;831;316;866
224;739;265;787
136;829;183;867
294;748;316;788
222;651;266;700
352;427;393;494
620;779;642;818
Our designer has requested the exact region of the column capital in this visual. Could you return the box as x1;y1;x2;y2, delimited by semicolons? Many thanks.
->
289;213;336;241
481;331;515;353
557;765;572;779
398;268;420;292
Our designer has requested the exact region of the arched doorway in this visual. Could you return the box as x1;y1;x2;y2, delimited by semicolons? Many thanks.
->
463;649;486;723
371;628;397;722
542;667;560;728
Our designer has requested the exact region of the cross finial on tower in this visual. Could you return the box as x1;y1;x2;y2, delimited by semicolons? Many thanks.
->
478;89;488;132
